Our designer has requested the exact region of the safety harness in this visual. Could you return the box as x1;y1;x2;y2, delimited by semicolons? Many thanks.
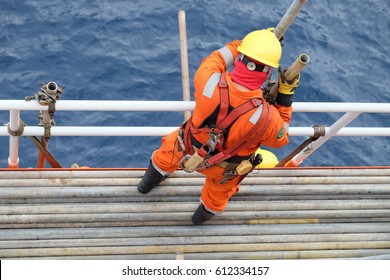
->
179;72;273;175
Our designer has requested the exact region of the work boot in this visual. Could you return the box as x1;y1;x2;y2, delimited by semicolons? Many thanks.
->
192;204;215;225
137;162;166;194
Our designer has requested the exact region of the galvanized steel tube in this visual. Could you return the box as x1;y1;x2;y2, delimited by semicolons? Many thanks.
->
0;168;389;179
1;233;389;249
273;0;308;39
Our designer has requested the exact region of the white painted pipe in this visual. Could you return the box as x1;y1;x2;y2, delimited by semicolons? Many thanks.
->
0;100;195;111
1;126;390;137
293;112;361;165
3;126;178;136
1;100;390;113
8;110;20;168
292;102;390;113
289;127;390;137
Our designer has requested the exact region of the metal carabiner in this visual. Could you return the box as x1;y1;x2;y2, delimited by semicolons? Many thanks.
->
180;154;192;172
207;129;222;152
177;130;186;152
219;169;237;184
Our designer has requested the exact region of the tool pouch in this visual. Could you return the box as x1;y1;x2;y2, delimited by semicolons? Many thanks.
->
180;151;205;173
219;153;262;184
235;159;253;175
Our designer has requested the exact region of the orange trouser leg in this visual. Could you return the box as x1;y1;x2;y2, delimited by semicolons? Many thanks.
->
152;128;242;214
198;166;241;214
152;128;184;173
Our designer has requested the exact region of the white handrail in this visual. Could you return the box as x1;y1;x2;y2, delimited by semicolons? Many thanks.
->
1;100;389;168
1;126;390;137
1;100;390;113
0;100;195;111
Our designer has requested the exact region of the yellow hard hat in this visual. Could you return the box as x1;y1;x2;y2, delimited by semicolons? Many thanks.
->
255;148;279;168
237;29;282;68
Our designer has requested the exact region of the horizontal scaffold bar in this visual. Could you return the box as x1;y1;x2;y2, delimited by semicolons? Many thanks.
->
1;175;389;187
1;126;389;137
10;249;390;260
2;241;390;258
1;200;389;215
0;168;389;178
0;233;389;249
1;100;390;113
1;223;389;240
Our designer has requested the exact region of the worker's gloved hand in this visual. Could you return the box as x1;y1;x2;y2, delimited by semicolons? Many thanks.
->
278;66;300;95
275;67;300;107
266;27;284;47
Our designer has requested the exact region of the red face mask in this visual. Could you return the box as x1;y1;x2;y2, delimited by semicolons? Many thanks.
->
230;59;269;91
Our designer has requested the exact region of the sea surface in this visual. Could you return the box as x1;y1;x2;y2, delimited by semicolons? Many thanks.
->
0;0;389;168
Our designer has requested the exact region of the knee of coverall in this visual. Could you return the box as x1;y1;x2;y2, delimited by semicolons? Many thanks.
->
152;128;184;174
199;167;242;214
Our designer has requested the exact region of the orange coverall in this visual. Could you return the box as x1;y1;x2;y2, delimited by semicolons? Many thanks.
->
152;40;292;214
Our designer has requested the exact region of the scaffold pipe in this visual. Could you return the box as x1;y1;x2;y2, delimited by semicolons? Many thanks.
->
8;110;21;168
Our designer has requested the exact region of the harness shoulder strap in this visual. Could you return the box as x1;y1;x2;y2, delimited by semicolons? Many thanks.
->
217;98;261;130
216;72;229;125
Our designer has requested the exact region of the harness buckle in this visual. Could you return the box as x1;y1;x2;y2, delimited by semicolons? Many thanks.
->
177;129;186;152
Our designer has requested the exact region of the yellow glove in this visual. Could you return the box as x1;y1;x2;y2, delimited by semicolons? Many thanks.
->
278;66;300;95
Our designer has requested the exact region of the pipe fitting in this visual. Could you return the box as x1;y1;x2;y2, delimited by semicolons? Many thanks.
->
46;81;58;96
7;120;25;137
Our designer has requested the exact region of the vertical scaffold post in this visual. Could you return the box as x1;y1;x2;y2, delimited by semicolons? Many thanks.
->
178;10;191;121
8;110;21;168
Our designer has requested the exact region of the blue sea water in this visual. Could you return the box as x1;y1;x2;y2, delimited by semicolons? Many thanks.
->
0;0;389;168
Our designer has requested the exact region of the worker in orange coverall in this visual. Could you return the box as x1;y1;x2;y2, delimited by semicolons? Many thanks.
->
137;29;300;225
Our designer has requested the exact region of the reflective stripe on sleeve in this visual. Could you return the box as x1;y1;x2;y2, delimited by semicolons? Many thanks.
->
284;122;290;133
203;72;221;98
249;104;263;125
217;46;234;68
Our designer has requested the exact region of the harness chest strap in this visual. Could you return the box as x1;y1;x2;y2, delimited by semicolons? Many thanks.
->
205;102;273;167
